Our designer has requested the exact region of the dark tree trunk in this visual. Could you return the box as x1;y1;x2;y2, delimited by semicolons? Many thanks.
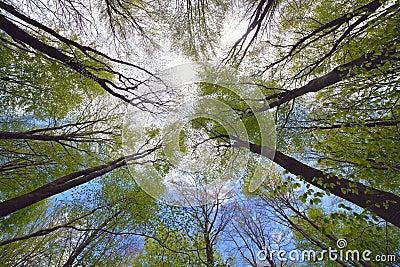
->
231;137;400;227
258;46;397;111
0;157;126;218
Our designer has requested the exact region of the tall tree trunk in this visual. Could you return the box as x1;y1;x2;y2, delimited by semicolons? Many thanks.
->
0;13;130;103
230;136;400;227
0;149;155;218
0;157;125;218
62;213;119;267
258;46;397;111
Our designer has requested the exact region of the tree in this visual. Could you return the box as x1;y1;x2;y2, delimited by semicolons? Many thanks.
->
132;185;233;267
1;0;399;265
224;194;295;267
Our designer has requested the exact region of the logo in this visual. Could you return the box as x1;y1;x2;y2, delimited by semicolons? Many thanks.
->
336;239;347;249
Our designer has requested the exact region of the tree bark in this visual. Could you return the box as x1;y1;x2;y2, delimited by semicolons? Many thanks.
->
230;136;400;227
287;120;400;130
258;47;397;111
0;157;125;218
0;14;130;103
0;149;155;218
0;131;93;142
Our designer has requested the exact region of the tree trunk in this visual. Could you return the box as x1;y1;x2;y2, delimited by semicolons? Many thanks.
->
0;157;126;218
231;137;400;227
258;46;396;111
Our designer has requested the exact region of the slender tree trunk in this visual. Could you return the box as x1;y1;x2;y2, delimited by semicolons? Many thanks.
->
258;46;397;111
286;120;400;130
275;208;351;267
62;213;118;267
0;149;155;218
203;231;214;267
0;13;130;103
282;200;372;267
0;157;125;218
0;131;90;141
0;206;104;246
230;136;400;227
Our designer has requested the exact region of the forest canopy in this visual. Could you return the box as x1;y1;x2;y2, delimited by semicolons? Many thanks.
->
0;0;399;266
